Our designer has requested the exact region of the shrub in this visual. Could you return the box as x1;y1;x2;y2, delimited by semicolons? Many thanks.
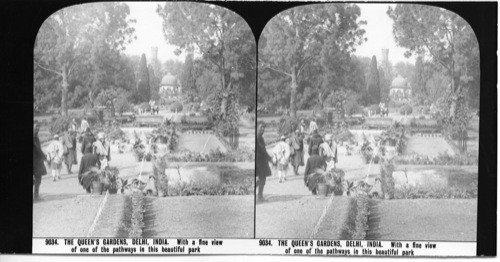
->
393;183;477;199
50;115;72;135
399;104;413;115
380;159;396;199
139;102;151;111
108;127;126;141
368;104;380;114
170;102;183;112
278;115;299;136
344;99;362;117
352;195;370;239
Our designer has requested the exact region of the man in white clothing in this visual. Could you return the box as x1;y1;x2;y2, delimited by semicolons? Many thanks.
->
273;136;291;183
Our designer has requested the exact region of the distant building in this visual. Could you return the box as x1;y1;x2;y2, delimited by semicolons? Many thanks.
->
389;75;411;102
159;73;181;99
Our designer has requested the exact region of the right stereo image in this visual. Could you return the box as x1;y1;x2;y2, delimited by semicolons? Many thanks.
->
256;3;479;241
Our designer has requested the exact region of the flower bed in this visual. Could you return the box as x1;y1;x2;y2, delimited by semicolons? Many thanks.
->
393;183;477;199
167;147;254;162
393;153;478;166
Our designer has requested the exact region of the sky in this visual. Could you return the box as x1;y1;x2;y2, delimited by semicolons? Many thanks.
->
355;4;415;65
123;2;414;65
124;2;186;63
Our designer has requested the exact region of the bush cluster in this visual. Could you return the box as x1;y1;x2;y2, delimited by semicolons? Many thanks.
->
380;160;396;199
278;115;299;136
399;104;413;115
351;195;370;240
167;147;254;162
177;178;254;196
393;183;478;199
393;153;478;166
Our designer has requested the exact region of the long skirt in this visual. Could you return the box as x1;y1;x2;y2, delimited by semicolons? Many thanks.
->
65;149;77;166
291;150;303;167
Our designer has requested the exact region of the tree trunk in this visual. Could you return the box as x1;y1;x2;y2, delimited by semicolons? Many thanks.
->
290;71;298;118
60;68;69;116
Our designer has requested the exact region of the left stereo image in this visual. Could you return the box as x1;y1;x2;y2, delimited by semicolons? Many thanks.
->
33;1;256;238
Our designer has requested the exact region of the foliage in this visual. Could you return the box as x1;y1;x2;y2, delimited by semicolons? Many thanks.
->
259;4;366;118
167;147;254;162
343;91;363;117
50;115;72;135
180;53;197;102
399;104;413;115
170;102;183;112
137;54;150;102
175;175;254;196
157;2;256;110
277;115;300;136
388;4;479;150
368;104;380;114
108;127;126;141
393;152;478;166
394;183;477;199
351;195;370;239
114;92;134;116
380;159;396;199
34;3;136;116
366;56;380;104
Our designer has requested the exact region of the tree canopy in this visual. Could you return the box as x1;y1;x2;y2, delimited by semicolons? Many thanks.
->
157;2;256;110
34;3;136;115
259;4;366;117
388;4;480;152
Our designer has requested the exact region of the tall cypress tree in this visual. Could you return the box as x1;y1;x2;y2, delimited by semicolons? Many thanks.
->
367;55;380;104
137;54;150;102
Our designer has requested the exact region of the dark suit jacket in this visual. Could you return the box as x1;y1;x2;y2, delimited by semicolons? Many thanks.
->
304;154;326;183
256;134;272;179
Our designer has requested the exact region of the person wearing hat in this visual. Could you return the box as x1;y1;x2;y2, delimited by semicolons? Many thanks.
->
81;127;96;155
78;144;99;193
63;126;78;174
289;129;304;176
273;135;291;183
47;134;64;181
308;117;318;135
93;132;111;170
80;117;90;134
319;134;338;171
308;129;323;156
33;122;47;199
256;122;272;201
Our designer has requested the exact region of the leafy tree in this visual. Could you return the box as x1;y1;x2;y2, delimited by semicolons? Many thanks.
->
388;4;479;152
410;56;435;105
180;53;197;102
137;54;150;102
157;2;255;109
393;61;415;79
161;59;184;77
366;56;380;104
157;2;255;149
34;3;136;115
149;65;160;101
259;4;366;118
379;67;391;103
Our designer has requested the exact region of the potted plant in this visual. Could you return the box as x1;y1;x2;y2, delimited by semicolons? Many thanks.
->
328;168;347;196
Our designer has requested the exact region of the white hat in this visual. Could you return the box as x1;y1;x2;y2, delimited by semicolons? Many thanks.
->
324;134;333;141
280;135;286;140
53;134;59;139
97;132;105;139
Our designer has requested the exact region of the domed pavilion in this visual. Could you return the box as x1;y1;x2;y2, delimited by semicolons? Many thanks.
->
159;73;181;99
389;75;411;102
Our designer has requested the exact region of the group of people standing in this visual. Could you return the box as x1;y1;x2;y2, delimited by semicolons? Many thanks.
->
33;117;111;200
256;117;339;201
